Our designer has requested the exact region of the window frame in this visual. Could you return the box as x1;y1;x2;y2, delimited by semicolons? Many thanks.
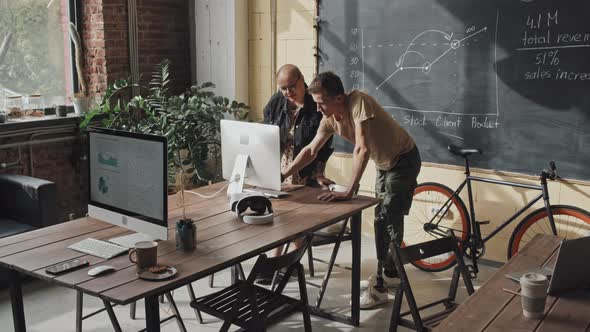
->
70;0;81;96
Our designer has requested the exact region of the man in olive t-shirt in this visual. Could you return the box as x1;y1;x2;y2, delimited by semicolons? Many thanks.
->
282;71;421;309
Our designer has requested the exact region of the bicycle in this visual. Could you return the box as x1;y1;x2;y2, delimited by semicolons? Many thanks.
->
404;145;590;276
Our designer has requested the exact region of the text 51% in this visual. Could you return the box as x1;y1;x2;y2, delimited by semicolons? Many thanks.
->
535;50;559;66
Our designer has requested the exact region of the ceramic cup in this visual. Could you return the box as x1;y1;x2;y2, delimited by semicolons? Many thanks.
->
520;272;549;319
128;241;158;269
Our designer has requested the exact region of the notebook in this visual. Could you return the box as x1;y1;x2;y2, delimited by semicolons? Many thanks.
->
244;184;305;198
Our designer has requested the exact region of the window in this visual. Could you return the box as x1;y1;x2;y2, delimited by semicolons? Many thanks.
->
0;0;75;109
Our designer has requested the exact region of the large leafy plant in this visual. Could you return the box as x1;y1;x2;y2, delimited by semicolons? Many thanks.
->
81;60;249;193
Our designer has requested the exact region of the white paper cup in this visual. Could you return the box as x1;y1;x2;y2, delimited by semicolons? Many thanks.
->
520;272;548;319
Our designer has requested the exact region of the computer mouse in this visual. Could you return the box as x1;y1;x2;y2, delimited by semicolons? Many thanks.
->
87;265;116;277
328;184;348;193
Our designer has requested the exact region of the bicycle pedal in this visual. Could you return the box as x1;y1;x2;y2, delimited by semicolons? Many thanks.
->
476;220;490;225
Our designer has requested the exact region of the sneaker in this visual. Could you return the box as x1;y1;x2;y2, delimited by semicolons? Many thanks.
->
360;274;399;290
359;286;389;310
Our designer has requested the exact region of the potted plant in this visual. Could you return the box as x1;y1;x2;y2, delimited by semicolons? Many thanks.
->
80;59;249;208
68;22;90;114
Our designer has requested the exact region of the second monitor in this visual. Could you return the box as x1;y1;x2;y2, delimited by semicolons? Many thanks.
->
220;120;281;195
87;127;168;248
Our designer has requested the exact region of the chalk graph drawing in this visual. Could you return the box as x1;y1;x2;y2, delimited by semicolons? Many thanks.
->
356;15;500;118
376;27;487;90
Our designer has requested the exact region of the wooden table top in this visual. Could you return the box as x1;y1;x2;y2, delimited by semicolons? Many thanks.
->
0;183;379;305
435;234;590;332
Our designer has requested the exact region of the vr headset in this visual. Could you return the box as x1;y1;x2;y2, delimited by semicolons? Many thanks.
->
229;192;274;225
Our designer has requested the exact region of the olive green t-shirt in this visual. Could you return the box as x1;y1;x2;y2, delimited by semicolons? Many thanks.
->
318;90;415;171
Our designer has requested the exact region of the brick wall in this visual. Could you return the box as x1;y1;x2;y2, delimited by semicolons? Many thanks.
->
81;0;108;96
137;0;191;94
81;0;190;98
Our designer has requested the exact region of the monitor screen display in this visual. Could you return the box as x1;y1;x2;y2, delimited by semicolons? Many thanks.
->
88;127;167;227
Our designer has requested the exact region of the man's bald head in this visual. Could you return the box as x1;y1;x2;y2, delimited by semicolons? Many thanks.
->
276;64;306;106
277;64;303;80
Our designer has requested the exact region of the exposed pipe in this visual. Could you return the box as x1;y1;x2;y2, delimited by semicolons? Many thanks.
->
0;125;79;174
127;0;139;97
0;136;77;150
29;129;78;177
0;146;22;169
0;124;76;139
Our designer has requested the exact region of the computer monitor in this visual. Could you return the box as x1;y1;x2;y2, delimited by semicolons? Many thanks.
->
87;127;168;248
220;119;281;195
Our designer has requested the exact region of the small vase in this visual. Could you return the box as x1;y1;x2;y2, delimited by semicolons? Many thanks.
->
72;96;90;115
176;220;196;251
56;105;68;117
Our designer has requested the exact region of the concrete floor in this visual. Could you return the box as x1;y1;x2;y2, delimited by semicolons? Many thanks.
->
0;235;497;332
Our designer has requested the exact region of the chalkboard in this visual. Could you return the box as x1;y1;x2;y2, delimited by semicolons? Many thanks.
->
318;0;590;181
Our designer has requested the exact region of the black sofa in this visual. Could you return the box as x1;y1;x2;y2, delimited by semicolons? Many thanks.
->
0;174;58;239
0;174;58;287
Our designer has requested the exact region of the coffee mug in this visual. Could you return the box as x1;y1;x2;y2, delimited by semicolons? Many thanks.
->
520;272;549;319
128;241;158;269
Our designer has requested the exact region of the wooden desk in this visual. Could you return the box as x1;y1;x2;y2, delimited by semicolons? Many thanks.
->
0;183;378;332
435;234;590;332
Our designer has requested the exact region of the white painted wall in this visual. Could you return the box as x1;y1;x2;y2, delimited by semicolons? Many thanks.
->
192;0;248;103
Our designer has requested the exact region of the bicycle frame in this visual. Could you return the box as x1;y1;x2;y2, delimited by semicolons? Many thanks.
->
429;157;558;273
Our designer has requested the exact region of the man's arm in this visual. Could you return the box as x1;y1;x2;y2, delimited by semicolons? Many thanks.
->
283;129;332;180
318;120;370;201
314;133;335;186
347;120;371;195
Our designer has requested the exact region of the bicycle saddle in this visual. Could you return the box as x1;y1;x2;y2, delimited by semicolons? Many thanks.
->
448;145;482;157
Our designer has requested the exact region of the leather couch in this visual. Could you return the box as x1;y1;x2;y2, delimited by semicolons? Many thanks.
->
0;174;58;288
0;174;58;238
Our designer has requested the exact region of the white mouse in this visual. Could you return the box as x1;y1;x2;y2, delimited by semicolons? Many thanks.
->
328;184;348;193
88;265;116;277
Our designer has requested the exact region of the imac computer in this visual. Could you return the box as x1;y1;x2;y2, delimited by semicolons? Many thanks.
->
220;119;281;195
87;127;168;248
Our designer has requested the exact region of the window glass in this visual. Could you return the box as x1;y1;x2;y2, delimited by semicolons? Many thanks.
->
0;0;73;108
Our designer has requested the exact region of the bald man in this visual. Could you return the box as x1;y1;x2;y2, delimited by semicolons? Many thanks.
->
263;64;334;187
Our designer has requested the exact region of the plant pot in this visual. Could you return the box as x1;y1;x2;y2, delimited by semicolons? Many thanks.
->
56;105;68;117
176;219;196;251
72;96;90;115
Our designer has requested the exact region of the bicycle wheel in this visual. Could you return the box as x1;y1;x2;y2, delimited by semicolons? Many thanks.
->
404;182;470;272
508;205;590;258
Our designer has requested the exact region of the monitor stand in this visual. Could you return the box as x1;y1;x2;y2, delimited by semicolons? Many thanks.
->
109;232;160;249
227;154;249;196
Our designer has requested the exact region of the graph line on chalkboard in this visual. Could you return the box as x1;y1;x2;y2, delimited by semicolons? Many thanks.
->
439;132;464;140
375;27;488;90
516;44;590;51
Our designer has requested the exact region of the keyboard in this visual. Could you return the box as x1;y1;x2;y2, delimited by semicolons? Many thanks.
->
68;238;128;259
243;188;289;198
